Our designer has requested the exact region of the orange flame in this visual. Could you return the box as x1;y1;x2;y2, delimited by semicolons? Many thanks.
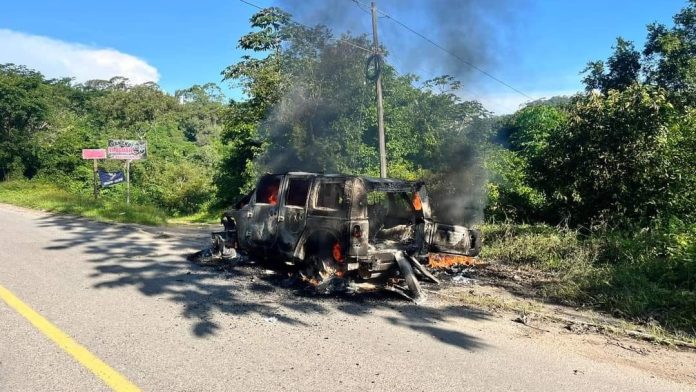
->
301;275;320;286
412;193;422;211
267;185;278;205
332;241;344;262
428;253;481;269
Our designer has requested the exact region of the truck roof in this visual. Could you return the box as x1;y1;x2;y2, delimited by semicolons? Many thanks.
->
275;172;423;192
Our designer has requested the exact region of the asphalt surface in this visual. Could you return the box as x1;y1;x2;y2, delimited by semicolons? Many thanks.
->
0;204;692;392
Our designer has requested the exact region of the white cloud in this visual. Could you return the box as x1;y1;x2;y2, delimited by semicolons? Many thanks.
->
466;89;580;115
0;29;159;85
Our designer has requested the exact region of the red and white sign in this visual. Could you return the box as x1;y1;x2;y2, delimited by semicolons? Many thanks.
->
82;149;107;159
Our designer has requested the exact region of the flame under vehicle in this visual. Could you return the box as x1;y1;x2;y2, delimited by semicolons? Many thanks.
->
199;172;482;302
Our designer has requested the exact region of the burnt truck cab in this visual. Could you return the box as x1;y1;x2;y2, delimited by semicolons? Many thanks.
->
216;172;481;287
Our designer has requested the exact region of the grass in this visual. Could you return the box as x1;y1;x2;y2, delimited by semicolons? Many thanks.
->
428;287;543;315
169;208;223;225
480;222;696;341
0;180;168;226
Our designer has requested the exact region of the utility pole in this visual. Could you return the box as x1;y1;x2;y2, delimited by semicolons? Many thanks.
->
371;1;387;178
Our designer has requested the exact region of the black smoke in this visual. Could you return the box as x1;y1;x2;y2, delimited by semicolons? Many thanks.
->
251;0;528;225
277;0;527;86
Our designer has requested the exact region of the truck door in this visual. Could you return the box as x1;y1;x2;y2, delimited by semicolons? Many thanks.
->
232;191;254;251
277;175;312;256
247;174;283;249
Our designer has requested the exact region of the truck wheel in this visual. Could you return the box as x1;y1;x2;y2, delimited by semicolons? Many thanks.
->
395;251;426;304
302;254;341;293
305;255;336;282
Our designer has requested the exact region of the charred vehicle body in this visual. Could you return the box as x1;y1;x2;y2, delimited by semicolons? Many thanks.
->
198;172;482;301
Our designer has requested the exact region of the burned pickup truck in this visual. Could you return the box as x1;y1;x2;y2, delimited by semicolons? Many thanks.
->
196;172;482;302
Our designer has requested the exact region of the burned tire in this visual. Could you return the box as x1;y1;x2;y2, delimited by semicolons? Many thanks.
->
395;251;426;304
305;255;337;282
303;254;346;294
301;233;339;279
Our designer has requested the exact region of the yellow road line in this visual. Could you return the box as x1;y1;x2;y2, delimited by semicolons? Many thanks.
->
0;284;141;392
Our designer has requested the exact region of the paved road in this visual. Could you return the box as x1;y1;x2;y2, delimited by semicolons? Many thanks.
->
0;204;692;391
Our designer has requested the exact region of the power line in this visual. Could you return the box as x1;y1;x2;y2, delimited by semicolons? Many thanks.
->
351;0;533;100
238;0;373;54
339;39;373;53
351;0;387;18
351;0;371;15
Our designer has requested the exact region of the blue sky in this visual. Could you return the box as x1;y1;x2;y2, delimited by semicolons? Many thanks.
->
0;0;687;113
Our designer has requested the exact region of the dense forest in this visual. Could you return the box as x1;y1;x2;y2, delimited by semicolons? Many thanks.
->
0;69;225;214
1;2;695;335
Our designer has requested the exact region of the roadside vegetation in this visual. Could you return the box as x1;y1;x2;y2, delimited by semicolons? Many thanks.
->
0;180;168;225
482;222;696;338
1;2;694;337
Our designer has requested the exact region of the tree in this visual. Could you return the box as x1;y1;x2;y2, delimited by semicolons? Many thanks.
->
92;81;178;133
582;38;641;93
0;64;52;179
544;86;679;225
643;0;696;106
216;8;291;204
509;104;567;163
175;84;226;145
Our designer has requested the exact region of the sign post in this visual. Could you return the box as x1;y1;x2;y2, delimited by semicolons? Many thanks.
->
126;160;131;206
93;159;98;199
81;149;107;199
107;140;147;206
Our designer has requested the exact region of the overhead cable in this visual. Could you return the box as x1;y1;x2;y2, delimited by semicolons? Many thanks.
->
350;0;533;99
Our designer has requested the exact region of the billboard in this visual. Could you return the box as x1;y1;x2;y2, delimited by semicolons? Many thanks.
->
107;140;147;160
82;149;107;159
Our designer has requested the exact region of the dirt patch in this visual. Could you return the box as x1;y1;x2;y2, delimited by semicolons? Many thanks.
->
563;329;696;386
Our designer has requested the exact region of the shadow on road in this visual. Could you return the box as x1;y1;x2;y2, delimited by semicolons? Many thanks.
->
38;214;489;351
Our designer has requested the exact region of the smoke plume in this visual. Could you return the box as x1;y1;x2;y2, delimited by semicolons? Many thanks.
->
277;0;526;86
251;0;526;225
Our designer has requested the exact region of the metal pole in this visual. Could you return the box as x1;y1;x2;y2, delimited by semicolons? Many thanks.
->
126;160;130;206
371;1;388;178
93;159;98;199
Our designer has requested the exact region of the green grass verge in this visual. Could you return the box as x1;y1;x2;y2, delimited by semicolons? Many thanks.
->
481;222;696;340
0;180;168;226
169;208;224;225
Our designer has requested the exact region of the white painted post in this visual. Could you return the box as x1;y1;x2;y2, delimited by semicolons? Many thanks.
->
126;160;131;206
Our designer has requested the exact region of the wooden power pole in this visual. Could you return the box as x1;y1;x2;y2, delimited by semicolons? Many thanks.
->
371;1;387;178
